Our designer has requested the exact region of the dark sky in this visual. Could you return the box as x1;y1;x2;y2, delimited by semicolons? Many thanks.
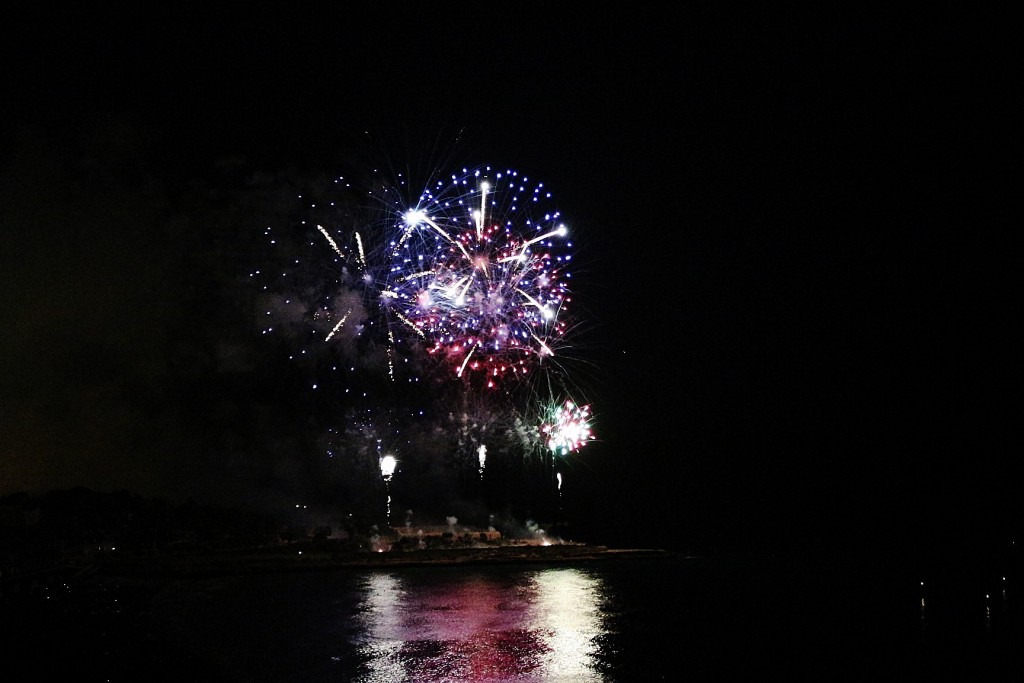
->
1;6;1018;551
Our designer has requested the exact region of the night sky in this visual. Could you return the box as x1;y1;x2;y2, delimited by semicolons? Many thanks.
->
1;6;1018;553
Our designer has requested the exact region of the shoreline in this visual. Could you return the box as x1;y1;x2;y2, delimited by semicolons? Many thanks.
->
89;542;677;579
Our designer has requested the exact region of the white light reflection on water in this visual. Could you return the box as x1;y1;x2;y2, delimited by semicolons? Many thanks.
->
354;567;608;682
360;572;406;673
528;568;605;680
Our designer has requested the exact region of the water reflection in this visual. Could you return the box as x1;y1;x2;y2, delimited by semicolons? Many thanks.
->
355;567;607;682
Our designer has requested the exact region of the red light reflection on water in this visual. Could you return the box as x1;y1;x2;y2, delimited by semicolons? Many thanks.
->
356;568;606;681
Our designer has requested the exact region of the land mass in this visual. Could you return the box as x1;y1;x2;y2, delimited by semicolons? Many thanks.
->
2;489;675;583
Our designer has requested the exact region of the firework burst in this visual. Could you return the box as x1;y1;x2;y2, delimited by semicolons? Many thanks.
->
382;166;575;387
540;398;594;457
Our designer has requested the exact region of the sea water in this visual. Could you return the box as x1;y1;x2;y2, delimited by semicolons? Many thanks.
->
143;552;1018;681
